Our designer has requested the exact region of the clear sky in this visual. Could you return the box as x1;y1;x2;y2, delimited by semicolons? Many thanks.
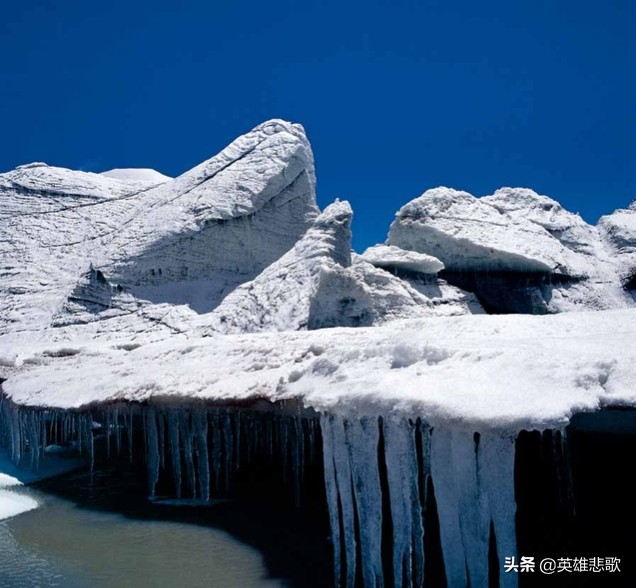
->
1;0;634;250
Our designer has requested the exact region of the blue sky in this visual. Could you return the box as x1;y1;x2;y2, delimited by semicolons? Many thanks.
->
1;0;634;250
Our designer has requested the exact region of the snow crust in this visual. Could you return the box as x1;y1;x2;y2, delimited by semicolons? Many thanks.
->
2;309;635;431
0;488;37;521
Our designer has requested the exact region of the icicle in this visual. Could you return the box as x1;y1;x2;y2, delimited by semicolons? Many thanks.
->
479;433;518;588
158;410;166;470
106;409;112;459
223;412;232;493
233;410;241;473
146;407;160;498
210;411;222;494
383;416;424;588
128;406;134;463
180;412;196;498
329;414;357;588
193;411;210;502
307;418;316;469
86;413;94;470
11;407;21;464
265;414;273;461
320;414;342;588
281;416;289;482
115;406;122;456
559;429;575;516
291;417;302;506
345;417;384;588
420;420;432;505
28;410;39;469
431;428;490;588
168;410;182;498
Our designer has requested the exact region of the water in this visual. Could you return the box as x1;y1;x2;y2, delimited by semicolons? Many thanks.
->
0;467;298;588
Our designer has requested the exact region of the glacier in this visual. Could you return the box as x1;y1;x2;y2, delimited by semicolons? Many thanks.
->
1;118;636;586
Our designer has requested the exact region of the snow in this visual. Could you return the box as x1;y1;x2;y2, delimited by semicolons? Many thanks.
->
598;202;636;286
2;308;635;432
359;244;444;274
0;446;84;521
388;187;632;312
388;187;569;273
0;489;37;521
100;168;172;183
203;200;478;333
0;119;319;341
1;118;635;435
205;200;354;333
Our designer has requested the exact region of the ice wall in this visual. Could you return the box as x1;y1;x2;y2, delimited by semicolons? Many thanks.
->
322;415;519;588
0;397;536;587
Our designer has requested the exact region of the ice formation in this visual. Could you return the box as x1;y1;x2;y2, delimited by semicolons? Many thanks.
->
360;245;445;274
1;119;635;586
1;119;320;341
598;199;636;298
388;187;633;313
205;201;477;332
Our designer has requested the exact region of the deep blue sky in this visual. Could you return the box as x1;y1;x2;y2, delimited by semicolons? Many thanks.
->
1;0;634;250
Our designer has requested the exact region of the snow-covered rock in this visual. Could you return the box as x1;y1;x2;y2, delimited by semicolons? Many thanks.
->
359;245;444;274
388;187;633;313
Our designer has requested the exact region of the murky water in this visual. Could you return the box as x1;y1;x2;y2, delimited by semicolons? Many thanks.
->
0;470;289;588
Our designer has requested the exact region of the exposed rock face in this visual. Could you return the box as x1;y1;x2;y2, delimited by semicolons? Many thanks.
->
388;187;633;313
0;120;319;341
